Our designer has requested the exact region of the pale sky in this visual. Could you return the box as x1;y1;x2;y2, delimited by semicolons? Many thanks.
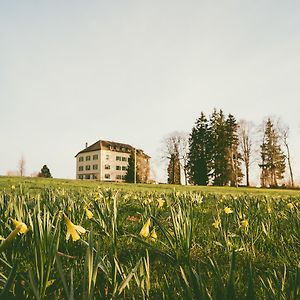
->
1;1;300;184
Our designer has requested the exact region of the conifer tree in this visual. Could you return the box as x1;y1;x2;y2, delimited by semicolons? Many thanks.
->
209;109;228;186
259;118;286;187
188;109;243;186
225;114;243;186
38;165;52;178
187;112;210;185
125;151;135;183
167;148;181;184
125;150;149;183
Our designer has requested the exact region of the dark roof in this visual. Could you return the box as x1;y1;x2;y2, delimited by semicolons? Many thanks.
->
75;140;150;158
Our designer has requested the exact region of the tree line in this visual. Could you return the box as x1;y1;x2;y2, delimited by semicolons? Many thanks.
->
164;109;294;188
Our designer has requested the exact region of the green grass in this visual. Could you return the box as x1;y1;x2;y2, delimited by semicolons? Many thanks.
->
1;175;300;196
0;176;299;299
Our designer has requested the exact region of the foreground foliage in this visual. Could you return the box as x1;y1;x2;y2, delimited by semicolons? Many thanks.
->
0;179;299;299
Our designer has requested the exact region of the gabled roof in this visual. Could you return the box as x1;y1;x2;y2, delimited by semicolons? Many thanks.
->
75;140;150;158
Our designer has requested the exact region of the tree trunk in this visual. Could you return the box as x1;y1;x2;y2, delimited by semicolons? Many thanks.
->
285;143;294;187
246;165;249;187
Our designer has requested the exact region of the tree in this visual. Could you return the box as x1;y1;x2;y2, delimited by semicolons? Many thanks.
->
209;110;242;186
225;114;243;187
125;151;136;183
162;132;189;184
259;118;286;187
238;120;254;186
38;165;52;178
125;150;150;183
18;155;26;177
188;109;243;186
177;132;189;185
187;112;210;185
209;109;228;186
281;127;294;187
167;149;181;185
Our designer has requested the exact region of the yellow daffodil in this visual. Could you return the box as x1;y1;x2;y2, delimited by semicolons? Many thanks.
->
224;207;233;214
63;214;86;241
241;219;249;229
157;198;165;208
46;279;55;288
149;228;157;241
287;203;294;209
227;240;233;248
212;219;221;229
140;218;151;238
85;208;93;219
0;224;28;253
10;219;28;234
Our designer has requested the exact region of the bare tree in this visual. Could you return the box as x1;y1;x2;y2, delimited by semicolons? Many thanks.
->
238;120;254;186
278;124;294;188
162;131;189;185
18;155;26;177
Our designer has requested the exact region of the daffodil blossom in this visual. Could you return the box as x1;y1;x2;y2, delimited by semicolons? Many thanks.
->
63;214;86;241
157;198;165;208
241;219;249;229
85;207;93;219
212;219;221;229
140;218;151;238
10;218;28;234
224;207;233;214
149;228;157;241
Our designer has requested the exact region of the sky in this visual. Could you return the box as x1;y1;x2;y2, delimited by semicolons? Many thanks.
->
1;0;300;184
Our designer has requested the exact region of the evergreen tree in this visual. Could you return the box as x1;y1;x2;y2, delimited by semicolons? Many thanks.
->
125;150;149;183
167;148;181;184
225;114;243;186
188;109;243;186
209;109;228;186
125;151;135;183
38;165;52;178
259;118;286;187
187;112;210;185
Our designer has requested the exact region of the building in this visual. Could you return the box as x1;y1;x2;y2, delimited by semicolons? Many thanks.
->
75;140;150;182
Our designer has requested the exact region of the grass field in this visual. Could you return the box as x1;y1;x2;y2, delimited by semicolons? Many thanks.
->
0;176;299;299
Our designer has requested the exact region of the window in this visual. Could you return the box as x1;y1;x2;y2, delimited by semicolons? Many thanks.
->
93;154;98;160
122;166;127;171
93;164;98;170
116;166;121;170
116;175;122;180
85;165;91;170
105;174;110;179
105;164;110;170
122;157;127;162
78;175;83;179
106;154;109;160
121;175;126;180
79;166;84;171
116;156;121;161
79;157;84;162
86;155;91;161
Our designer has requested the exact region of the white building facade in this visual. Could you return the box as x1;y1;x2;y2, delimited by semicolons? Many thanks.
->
75;140;149;182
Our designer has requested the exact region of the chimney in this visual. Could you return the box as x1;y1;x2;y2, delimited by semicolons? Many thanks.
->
85;142;88;148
